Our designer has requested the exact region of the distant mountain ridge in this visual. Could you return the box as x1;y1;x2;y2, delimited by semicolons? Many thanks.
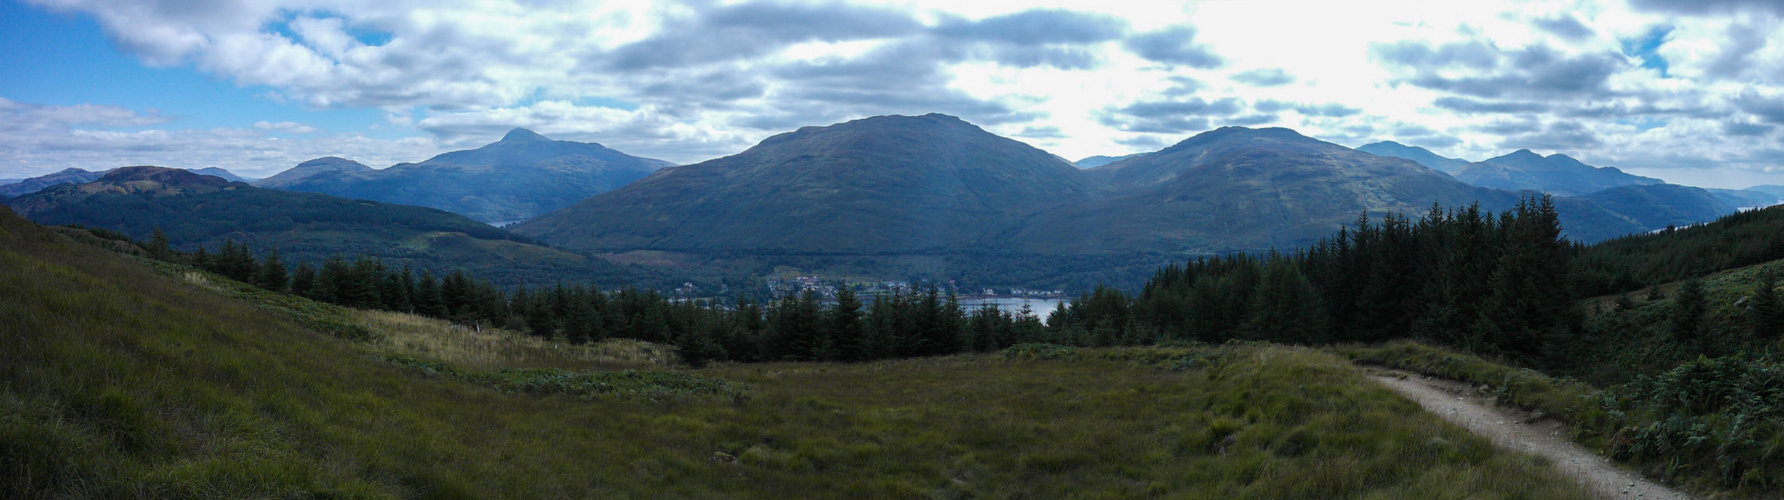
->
192;167;255;183
1023;128;1520;253
5;166;630;287
0;168;107;197
261;129;672;223
514;116;1728;259
1356;141;1471;173
1450;149;1663;196
1074;154;1141;169
1;166;255;197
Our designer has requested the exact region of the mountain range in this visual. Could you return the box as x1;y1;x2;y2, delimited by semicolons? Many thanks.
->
5;166;632;287
7;114;1771;288
260;128;673;223
1363;141;1781;208
1450;149;1663;196
1356;141;1471;173
512;115;1743;259
0;166;255;197
0;168;107;197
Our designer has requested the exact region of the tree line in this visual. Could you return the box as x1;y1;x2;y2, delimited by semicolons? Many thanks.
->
1053;196;1573;362
163;229;1054;367
127;194;1783;368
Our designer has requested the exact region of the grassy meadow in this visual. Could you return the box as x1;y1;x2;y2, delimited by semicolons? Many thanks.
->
0;209;1597;498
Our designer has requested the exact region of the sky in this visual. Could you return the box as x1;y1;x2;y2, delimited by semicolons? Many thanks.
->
2;0;1783;189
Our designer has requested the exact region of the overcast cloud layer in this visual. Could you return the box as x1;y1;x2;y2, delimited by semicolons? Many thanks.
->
5;0;1784;188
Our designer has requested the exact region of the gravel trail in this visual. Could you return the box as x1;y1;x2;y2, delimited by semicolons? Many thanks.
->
1366;369;1690;500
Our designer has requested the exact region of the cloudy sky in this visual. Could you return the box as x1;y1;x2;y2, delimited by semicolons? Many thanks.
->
3;0;1782;188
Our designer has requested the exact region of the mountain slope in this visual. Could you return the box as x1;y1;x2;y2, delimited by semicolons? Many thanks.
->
514;114;1093;253
1707;188;1781;209
192;167;255;182
265;129;671;223
1011;127;1520;253
1575;184;1735;231
0;168;107;197
6;166;626;287
1451;150;1661;196
254;157;373;188
1356;141;1471;173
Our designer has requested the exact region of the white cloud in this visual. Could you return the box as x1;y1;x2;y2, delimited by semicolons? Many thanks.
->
0;99;441;178
253;121;319;134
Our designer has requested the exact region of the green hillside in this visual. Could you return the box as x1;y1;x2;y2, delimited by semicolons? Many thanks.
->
514;114;1093;253
5;166;633;288
1572;204;1784;297
0;205;1593;498
1022;127;1515;253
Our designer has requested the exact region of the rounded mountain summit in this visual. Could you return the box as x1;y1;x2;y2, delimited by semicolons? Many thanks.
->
259;128;672;224
510;113;1515;255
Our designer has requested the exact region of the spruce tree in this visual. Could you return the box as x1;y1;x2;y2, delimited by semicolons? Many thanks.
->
830;286;864;361
1246;257;1328;344
148;226;172;261
1749;275;1781;340
255;249;288;292
415;270;444;318
1670;277;1707;349
290;261;316;299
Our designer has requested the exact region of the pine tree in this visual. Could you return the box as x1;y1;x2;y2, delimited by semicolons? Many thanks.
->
255;249;288;292
675;326;726;369
192;246;211;271
380;269;411;312
148;226;172;261
1246;257;1328;344
830;286;864;361
1748;275;1781;340
290;261;316;299
314;256;350;305
1670;277;1707;349
414;270;444;318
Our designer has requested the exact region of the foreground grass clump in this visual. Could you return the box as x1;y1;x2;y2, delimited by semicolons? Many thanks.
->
1337;341;1596;423
382;355;741;400
1;209;1592;498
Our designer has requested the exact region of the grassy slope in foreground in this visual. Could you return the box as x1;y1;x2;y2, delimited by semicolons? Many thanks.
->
0;208;1590;498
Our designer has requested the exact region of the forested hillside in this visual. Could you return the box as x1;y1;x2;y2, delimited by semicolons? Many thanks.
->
5;166;635;288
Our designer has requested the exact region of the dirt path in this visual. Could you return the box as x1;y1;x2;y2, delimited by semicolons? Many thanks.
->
1365;369;1690;500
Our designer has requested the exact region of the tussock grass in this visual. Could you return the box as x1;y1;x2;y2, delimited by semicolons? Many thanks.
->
1337;340;1597;425
0;210;1594;498
359;310;675;371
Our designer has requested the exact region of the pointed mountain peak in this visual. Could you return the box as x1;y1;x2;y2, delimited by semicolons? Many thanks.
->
501;128;550;143
1507;149;1541;158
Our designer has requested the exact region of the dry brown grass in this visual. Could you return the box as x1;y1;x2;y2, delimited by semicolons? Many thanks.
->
356;310;676;371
